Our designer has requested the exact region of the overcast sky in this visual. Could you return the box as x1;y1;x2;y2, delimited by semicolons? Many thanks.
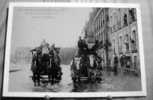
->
11;7;92;50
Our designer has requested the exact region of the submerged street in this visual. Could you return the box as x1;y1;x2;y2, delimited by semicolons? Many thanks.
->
9;63;141;92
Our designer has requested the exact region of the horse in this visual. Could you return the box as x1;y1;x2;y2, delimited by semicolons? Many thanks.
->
88;54;103;82
48;49;62;85
70;57;81;82
31;51;41;86
88;54;98;82
79;55;90;77
31;49;52;86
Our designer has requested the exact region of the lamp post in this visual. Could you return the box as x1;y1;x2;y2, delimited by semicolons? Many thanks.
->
105;9;111;72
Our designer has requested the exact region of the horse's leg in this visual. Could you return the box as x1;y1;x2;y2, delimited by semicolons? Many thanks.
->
56;67;60;81
52;72;55;84
55;68;58;83
52;67;56;85
52;70;55;85
48;69;51;83
54;66;58;83
33;73;36;86
47;65;52;86
48;74;50;83
37;72;40;86
48;60;52;85
50;71;53;85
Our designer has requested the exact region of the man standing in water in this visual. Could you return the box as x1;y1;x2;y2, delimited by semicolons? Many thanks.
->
114;53;119;76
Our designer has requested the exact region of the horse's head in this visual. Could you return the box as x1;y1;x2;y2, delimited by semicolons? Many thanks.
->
89;55;95;67
32;51;37;57
32;51;38;62
74;57;81;70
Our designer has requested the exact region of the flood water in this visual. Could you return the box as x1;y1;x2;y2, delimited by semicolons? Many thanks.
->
9;63;141;92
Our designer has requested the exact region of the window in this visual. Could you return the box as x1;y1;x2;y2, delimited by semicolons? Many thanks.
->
124;14;128;26
133;56;137;69
113;39;116;54
119;36;122;53
131;30;137;52
125;34;129;52
110;16;112;26
129;8;136;23
117;10;121;29
114;13;118;31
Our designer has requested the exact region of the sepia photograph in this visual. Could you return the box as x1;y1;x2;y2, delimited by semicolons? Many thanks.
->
3;2;146;98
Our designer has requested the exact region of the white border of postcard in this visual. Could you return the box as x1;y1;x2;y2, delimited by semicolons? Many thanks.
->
3;2;146;98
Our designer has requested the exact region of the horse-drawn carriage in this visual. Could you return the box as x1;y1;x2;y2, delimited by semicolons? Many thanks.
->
30;48;62;86
71;37;103;83
70;54;103;83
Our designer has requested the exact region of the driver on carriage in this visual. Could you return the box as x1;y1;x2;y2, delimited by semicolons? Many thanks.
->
77;36;88;57
39;39;50;64
78;37;102;68
77;36;102;63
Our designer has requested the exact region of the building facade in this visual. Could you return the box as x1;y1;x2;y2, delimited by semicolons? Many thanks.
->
108;8;139;70
84;8;110;68
84;8;139;71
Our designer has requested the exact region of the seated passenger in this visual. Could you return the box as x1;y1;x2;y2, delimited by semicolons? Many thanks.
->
78;36;84;56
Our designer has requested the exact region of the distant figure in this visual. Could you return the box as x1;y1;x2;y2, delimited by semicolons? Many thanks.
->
120;54;125;68
114;54;118;75
125;56;131;69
